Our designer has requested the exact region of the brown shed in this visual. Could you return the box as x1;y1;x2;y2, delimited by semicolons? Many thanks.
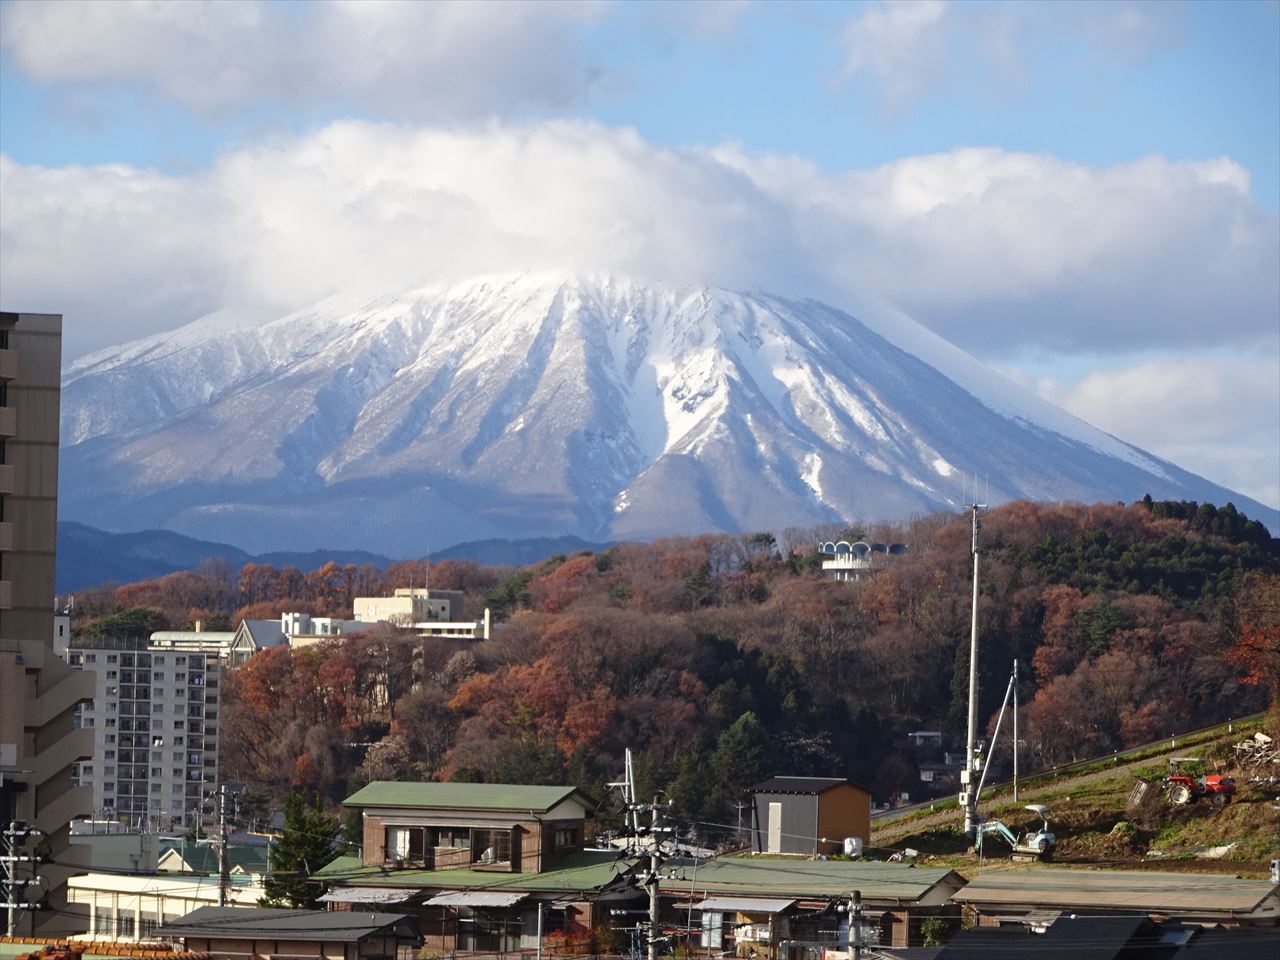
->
751;776;871;856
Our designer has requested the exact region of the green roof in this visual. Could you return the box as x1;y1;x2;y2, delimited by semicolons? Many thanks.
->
314;850;629;894
159;844;270;874
344;781;590;813
314;852;960;903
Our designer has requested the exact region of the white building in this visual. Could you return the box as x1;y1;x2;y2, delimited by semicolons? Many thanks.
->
353;587;490;640
67;872;264;943
62;626;286;830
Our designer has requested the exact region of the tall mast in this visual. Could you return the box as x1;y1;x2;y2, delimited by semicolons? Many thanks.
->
962;502;985;839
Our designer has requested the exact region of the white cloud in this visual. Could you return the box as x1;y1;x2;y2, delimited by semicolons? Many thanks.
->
835;0;950;113
835;0;1185;112
2;123;1276;365
1001;354;1280;509
0;0;604;119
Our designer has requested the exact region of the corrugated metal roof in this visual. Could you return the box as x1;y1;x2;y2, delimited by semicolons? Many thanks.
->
954;868;1280;915
753;776;869;795
318;887;422;904
344;781;590;813
155;906;413;942
426;891;528;907
693;897;796;913
315;853;961;904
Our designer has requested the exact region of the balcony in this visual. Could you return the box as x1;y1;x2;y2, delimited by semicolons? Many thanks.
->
31;727;94;786
0;406;14;437
0;348;14;381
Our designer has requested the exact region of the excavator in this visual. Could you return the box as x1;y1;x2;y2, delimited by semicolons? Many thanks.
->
974;804;1057;861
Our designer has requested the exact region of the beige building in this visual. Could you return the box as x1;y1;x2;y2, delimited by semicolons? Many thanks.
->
67;872;265;943
0;311;96;935
353;587;490;640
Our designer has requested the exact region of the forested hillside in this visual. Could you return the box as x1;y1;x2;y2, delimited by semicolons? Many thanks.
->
70;499;1278;839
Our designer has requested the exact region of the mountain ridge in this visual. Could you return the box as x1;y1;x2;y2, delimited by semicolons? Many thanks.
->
59;272;1278;554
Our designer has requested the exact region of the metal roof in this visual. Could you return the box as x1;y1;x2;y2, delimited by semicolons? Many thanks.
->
155;906;414;943
315;853;961;905
426;891;528;907
693;897;796;913
344;781;592;813
318;887;423;904
953;868;1280;915
753;776;869;796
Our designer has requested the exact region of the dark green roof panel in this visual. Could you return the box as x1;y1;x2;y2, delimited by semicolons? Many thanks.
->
345;781;589;813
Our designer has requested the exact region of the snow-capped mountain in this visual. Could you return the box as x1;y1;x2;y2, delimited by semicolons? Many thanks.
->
59;273;1276;555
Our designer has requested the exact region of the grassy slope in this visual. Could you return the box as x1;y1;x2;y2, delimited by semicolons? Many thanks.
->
871;714;1280;878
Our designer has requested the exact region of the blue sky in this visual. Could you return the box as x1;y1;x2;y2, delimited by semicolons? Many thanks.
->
1;0;1277;506
4;2;1278;207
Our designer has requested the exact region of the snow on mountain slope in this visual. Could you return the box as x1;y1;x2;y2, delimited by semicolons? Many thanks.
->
59;273;1276;555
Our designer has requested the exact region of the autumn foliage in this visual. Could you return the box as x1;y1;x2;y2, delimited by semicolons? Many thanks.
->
86;498;1278;830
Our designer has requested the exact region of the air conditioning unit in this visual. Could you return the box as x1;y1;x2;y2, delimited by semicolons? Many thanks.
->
842;837;863;857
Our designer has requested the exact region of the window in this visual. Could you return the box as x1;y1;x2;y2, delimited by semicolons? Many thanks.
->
107;670;117;679
106;718;116;728
106;734;116;744
700;912;724;949
105;766;115;776
471;829;512;866
435;827;471;849
554;826;578;850
385;826;427;863
86;653;97;663
154;656;165;665
107;654;117;664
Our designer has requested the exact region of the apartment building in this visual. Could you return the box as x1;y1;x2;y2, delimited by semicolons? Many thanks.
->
353;588;490;640
0;311;96;935
62;627;283;831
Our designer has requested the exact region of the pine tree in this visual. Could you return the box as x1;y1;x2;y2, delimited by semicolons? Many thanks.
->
260;793;339;909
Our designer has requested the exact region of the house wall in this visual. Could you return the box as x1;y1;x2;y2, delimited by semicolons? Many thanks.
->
815;784;872;855
360;809;584;872
752;794;819;855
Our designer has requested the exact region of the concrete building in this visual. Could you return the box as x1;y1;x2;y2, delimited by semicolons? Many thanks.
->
352;588;490;640
62;627;285;831
0;311;96;935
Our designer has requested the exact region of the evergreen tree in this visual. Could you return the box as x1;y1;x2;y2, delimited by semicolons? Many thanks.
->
260;793;339;909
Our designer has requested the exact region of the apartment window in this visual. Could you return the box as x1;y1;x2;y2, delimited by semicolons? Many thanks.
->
105;750;115;759
104;782;115;792
172;769;183;779
105;766;115;776
106;686;117;696
107;670;117;680
176;656;186;665
554;826;579;850
153;672;165;681
107;655;117;664
86;654;97;663
385;826;427;863
154;656;165;665
106;734;116;743
81;765;93;776
151;783;162;793
106;719;116;728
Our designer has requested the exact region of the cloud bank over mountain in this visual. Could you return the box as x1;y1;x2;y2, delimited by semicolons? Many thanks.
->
3;123;1274;361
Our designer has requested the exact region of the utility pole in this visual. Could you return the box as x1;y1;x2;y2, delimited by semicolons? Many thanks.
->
961;502;985;839
2;822;45;937
1013;659;1020;803
647;796;665;960
850;890;863;960
217;785;231;908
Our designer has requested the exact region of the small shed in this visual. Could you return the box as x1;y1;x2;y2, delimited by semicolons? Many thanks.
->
155;906;419;960
751;777;871;856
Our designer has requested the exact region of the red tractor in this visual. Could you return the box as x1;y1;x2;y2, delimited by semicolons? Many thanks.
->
1165;757;1236;806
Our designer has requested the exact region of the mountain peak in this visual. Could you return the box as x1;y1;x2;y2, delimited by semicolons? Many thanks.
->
58;275;1276;554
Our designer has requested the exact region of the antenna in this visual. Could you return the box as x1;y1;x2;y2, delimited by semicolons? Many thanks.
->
961;501;987;840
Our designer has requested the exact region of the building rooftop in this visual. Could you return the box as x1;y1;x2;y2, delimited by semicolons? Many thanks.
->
753;776;869;795
954;867;1280;916
155;906;415;943
315;852;961;905
343;781;592;812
